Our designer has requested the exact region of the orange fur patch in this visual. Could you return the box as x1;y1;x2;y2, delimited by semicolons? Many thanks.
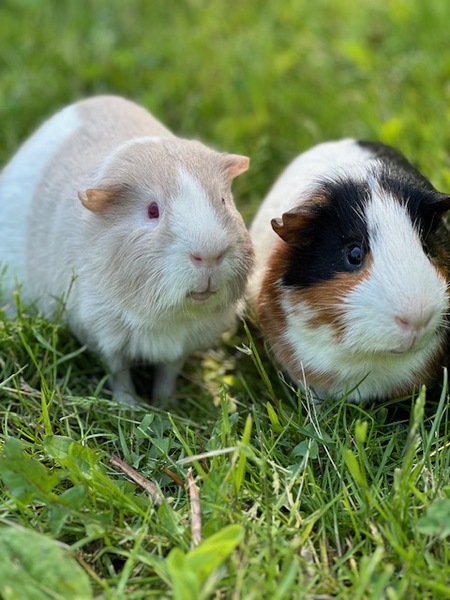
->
255;238;372;388
291;254;373;338
256;239;294;378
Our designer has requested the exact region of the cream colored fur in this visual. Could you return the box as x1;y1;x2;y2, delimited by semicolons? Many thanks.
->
0;95;254;404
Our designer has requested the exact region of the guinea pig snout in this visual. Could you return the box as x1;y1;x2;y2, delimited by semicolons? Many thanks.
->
190;248;228;268
392;306;440;352
394;312;433;334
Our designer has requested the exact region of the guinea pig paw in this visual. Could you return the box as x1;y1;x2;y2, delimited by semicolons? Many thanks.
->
108;371;140;407
112;389;141;407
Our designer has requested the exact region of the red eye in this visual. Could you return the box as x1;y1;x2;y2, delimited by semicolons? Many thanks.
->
147;202;160;219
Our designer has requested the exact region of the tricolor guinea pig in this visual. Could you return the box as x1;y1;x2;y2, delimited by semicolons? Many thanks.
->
0;95;254;405
248;138;450;403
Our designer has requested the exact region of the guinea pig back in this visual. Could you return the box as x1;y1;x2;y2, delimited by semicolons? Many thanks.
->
249;138;450;403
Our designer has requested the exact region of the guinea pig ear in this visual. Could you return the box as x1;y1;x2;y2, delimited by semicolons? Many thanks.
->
222;154;250;181
78;189;115;213
271;206;315;245
430;193;450;216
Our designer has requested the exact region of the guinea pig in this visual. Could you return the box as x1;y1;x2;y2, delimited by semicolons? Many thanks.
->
248;138;450;403
0;95;254;405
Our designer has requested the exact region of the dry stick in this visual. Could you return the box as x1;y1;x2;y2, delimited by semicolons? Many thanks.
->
75;554;106;589
110;455;164;505
111;456;203;545
187;468;202;548
161;466;185;488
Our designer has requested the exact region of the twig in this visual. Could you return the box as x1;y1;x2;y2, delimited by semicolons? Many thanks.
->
110;454;164;505
75;554;106;589
161;466;185;488
187;468;202;548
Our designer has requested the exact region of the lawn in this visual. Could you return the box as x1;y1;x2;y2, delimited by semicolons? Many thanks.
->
1;0;450;598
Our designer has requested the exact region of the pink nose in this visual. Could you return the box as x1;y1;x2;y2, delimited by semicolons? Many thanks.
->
190;251;225;267
395;312;433;332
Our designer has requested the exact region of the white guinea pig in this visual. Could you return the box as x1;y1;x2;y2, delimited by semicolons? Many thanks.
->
248;138;450;403
0;95;254;405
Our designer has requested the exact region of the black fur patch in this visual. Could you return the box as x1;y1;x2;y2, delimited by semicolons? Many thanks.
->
282;177;370;288
281;140;448;289
360;141;447;240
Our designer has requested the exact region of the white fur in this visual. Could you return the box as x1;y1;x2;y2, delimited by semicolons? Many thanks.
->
250;139;448;402
91;135;164;184
0;106;81;295
0;96;253;404
172;167;229;256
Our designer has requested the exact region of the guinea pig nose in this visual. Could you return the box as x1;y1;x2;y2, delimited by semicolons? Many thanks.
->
190;250;226;267
395;312;433;332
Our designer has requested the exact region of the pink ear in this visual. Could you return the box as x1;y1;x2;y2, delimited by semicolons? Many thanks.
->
78;189;115;213
223;154;250;181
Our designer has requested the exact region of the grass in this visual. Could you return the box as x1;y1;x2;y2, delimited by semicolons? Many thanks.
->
1;0;450;598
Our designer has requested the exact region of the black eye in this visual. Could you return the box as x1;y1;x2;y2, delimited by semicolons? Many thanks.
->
147;202;160;219
344;242;365;271
221;197;226;205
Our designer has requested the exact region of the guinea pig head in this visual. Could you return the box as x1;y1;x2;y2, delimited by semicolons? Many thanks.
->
77;137;254;322
258;171;450;401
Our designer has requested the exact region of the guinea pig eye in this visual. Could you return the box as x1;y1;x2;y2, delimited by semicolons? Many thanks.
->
344;243;365;271
147;201;160;219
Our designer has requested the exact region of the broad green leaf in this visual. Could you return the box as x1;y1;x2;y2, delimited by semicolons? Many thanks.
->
166;525;243;600
43;435;103;477
0;525;93;600
166;548;201;600
48;485;88;535
417;499;450;538
184;524;244;583
291;439;319;459
0;437;61;502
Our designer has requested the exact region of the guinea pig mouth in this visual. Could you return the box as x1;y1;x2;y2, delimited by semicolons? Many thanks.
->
389;347;413;355
188;290;216;301
388;336;419;355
